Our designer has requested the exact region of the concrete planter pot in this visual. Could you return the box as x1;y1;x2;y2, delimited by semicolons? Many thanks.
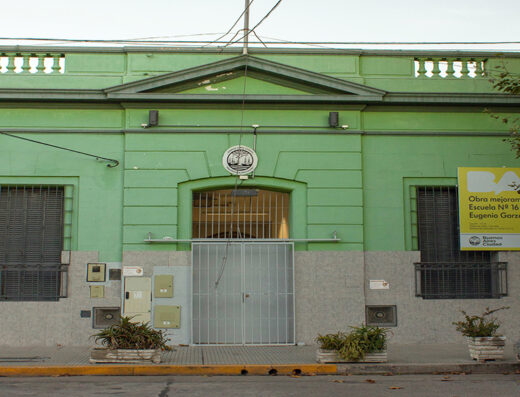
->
467;336;506;362
90;347;161;364
316;348;387;363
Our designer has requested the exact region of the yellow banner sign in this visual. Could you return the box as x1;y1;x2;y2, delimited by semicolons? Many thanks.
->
458;167;520;250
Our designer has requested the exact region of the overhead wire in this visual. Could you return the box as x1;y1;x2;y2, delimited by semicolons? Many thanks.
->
215;58;249;288
223;0;284;48
1;36;520;48
125;32;227;41
252;31;268;48
256;34;329;48
203;0;255;47
0;131;119;167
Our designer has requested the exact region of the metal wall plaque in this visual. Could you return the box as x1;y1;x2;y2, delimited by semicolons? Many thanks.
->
369;280;390;290
222;145;258;175
123;266;144;277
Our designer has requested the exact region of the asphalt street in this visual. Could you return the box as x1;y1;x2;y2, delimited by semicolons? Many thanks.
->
0;374;518;397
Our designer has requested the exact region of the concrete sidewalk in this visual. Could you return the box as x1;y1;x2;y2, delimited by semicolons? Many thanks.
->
0;344;518;376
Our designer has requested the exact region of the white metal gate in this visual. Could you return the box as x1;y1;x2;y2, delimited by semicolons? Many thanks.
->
192;242;294;345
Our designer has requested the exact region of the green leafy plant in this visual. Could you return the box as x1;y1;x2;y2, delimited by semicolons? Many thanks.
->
92;316;171;350
315;325;389;361
315;331;348;352
487;64;520;160
452;307;509;338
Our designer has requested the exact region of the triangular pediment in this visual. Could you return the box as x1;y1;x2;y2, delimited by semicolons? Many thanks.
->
105;55;386;100
151;73;315;95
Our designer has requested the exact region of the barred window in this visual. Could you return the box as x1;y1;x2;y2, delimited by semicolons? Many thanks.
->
0;186;68;301
414;186;507;299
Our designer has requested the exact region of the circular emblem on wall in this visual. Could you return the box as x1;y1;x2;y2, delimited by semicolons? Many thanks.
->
222;145;258;175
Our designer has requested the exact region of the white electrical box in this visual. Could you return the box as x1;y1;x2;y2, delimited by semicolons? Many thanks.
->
123;277;151;323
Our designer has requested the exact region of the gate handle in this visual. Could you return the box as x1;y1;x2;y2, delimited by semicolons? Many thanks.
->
125;292;129;299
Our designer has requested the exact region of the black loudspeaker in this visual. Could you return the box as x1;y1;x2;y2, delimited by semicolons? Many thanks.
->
149;110;159;126
328;112;339;127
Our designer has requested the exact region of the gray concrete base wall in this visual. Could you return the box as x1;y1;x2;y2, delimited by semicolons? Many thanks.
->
365;251;520;344
0;251;121;347
3;249;518;347
294;251;366;345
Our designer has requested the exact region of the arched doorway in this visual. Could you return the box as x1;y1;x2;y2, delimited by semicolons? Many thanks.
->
191;188;294;345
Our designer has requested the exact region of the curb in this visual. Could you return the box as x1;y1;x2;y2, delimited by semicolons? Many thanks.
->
0;364;337;377
337;362;520;375
0;362;518;377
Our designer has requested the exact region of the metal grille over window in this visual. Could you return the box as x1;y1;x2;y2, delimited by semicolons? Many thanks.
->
192;189;289;239
414;186;507;299
0;186;67;301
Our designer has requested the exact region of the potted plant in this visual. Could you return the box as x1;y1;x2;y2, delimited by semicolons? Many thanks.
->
90;316;171;364
315;325;389;363
453;306;509;362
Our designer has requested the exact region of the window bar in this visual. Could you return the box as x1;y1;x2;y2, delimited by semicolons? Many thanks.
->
275;192;278;239
230;192;235;239
217;191;220;238
204;191;208;239
223;193;227;238
236;194;240;238
268;193;272;239
22;187;28;266
262;192;266;238
256;192;259;238
242;191;245;239
211;192;214;239
197;192;202;238
249;196;252;239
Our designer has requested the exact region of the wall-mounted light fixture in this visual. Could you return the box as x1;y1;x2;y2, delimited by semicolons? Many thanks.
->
141;110;159;128
328;112;339;128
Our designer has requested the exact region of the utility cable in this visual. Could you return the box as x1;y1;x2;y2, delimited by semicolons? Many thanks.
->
215;59;249;288
203;0;255;47
223;0;284;48
0;131;119;167
125;32;226;41
2;36;520;45
252;31;268;48
257;34;329;48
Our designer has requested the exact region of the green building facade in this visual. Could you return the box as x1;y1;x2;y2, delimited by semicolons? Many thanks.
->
0;46;519;346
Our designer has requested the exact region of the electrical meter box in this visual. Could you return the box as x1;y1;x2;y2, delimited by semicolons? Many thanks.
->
154;275;174;298
87;263;106;282
124;277;152;323
90;285;105;298
153;305;181;328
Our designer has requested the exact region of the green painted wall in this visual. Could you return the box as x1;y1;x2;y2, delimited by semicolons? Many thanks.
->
122;132;363;252
3;50;519;93
362;135;519;251
0;101;518;260
1;49;520;260
0;132;124;261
